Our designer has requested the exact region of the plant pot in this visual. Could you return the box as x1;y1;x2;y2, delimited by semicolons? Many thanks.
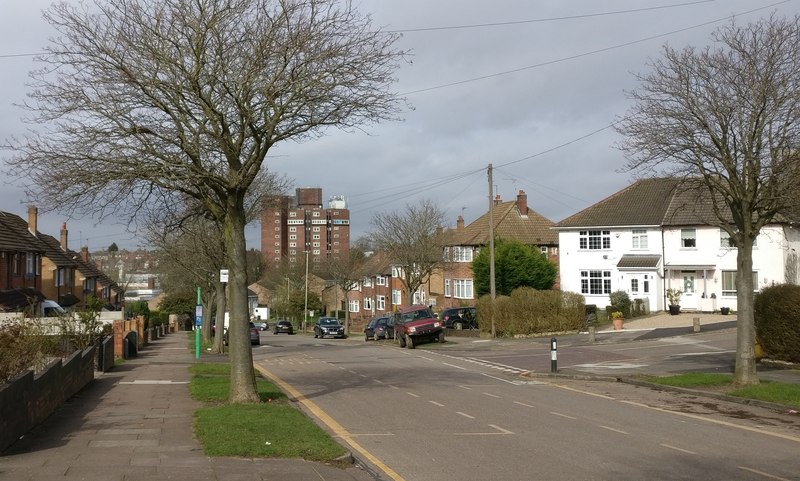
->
668;304;681;315
612;318;624;330
720;307;730;315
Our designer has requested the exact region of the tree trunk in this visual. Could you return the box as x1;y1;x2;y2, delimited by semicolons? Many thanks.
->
733;234;759;386
225;202;259;403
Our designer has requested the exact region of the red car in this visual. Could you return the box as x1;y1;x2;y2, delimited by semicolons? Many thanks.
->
394;305;444;349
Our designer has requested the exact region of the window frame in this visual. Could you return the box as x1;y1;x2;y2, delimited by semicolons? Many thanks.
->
579;230;611;250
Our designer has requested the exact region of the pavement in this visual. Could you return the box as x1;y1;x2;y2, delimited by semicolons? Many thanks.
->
0;332;375;481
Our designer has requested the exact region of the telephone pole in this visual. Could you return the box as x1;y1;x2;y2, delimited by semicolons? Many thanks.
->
488;163;497;338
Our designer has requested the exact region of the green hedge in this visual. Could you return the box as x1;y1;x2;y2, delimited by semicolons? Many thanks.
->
754;284;800;363
476;287;584;337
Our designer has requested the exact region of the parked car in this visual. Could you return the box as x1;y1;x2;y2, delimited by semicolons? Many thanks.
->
224;322;261;345
394;305;443;349
364;316;390;341
273;320;294;335
314;317;345;339
256;321;269;331
440;307;478;330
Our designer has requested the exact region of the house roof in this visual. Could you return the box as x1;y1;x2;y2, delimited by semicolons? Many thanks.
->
452;199;557;246
616;254;662;269
0;211;48;253
556;178;681;228
556;177;799;229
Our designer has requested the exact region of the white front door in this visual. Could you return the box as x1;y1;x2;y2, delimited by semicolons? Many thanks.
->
627;273;655;312
682;272;697;310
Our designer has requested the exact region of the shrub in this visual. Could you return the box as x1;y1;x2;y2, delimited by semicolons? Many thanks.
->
609;290;632;317
754;284;800;363
476;288;584;337
0;319;60;383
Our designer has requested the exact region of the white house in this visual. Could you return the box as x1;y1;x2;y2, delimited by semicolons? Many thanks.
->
555;178;800;312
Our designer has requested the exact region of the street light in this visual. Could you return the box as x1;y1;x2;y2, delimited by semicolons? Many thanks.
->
303;250;309;332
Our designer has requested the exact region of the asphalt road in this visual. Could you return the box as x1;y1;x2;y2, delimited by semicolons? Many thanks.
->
253;332;800;481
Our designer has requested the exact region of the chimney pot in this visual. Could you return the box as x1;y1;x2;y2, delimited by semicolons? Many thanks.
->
516;190;528;216
456;215;465;231
60;223;68;251
27;205;38;235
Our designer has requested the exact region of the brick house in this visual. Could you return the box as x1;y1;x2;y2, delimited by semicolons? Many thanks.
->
437;190;560;309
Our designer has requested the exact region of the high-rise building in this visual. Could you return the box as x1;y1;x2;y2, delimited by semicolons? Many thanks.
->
261;187;350;272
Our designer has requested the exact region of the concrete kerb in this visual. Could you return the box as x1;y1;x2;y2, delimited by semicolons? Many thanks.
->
522;370;799;415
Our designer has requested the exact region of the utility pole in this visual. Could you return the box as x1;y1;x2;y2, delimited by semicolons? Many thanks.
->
488;163;497;338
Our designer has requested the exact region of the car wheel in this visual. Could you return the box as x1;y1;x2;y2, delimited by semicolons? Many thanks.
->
374;332;380;341
454;321;463;330
405;334;415;349
365;333;370;341
398;334;406;348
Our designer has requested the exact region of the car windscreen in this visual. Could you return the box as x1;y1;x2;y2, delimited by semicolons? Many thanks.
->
320;319;339;326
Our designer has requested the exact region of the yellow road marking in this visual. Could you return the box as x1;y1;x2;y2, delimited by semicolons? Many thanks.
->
254;364;407;481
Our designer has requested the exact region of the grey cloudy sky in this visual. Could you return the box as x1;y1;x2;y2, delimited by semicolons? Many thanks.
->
2;0;798;252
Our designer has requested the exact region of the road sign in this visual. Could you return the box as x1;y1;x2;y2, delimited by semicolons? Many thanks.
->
195;305;202;326
220;269;229;283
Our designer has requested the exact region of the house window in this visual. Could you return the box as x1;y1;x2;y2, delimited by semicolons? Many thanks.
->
632;229;648;249
289;234;297;240
579;230;610;250
721;270;759;297
580;270;611;295
540;246;548;255
12;254;19;275
289;212;297;217
348;299;359;312
313;249;320;255
377;295;386;310
363;278;372;287
644;275;650;294
363;297;372;310
313;234;320;240
289;242;296;247
289;227;296;232
26;253;35;277
413;289;426;305
720;229;758;248
313;226;320;232
56;267;73;287
453;279;474;299
681;229;696;248
631;278;639;294
83;277;96;293
452;246;473;262
444;279;451;297
376;276;387;286
392;289;402;305
313;211;320;217
392;266;404;278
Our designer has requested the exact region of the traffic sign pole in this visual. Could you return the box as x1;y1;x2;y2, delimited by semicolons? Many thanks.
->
195;287;202;359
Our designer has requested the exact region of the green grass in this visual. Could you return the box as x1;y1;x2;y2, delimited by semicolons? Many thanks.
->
642;373;800;408
189;362;346;460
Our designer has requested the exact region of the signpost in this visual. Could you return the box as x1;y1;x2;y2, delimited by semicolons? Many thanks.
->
195;287;202;359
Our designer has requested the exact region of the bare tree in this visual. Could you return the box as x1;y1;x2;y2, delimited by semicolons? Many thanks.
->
370;200;448;305
5;0;406;402
616;15;800;386
324;245;368;332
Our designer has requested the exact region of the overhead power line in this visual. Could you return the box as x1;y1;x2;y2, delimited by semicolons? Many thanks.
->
386;0;715;33
401;1;789;95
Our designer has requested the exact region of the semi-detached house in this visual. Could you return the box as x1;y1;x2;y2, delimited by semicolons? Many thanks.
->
555;178;800;312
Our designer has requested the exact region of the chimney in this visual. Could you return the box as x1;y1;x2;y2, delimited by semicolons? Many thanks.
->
456;216;465;231
516;190;528;216
27;205;38;235
60;222;68;251
494;194;502;206
80;246;89;263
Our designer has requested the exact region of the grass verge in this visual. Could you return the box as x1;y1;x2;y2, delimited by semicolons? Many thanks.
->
641;373;800;409
189;362;347;460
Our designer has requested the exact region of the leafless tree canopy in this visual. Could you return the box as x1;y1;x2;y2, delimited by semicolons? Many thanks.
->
370;200;448;302
5;0;406;402
616;14;800;386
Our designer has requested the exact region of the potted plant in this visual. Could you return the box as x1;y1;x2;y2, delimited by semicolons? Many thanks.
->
666;288;682;315
610;311;624;330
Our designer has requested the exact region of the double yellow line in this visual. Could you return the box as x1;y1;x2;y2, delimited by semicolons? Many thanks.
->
254;364;406;481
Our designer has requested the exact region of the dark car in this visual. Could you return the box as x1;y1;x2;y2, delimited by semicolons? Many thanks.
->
440;307;478;330
273;320;294;335
225;322;261;345
364;316;390;341
314;317;345;339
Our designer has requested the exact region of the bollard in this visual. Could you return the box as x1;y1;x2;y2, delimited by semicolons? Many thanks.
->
693;317;701;332
550;337;558;372
588;325;596;343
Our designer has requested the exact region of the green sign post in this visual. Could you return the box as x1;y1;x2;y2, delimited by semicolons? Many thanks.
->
195;287;202;359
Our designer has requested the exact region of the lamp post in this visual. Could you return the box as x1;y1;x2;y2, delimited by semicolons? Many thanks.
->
303;250;309;332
